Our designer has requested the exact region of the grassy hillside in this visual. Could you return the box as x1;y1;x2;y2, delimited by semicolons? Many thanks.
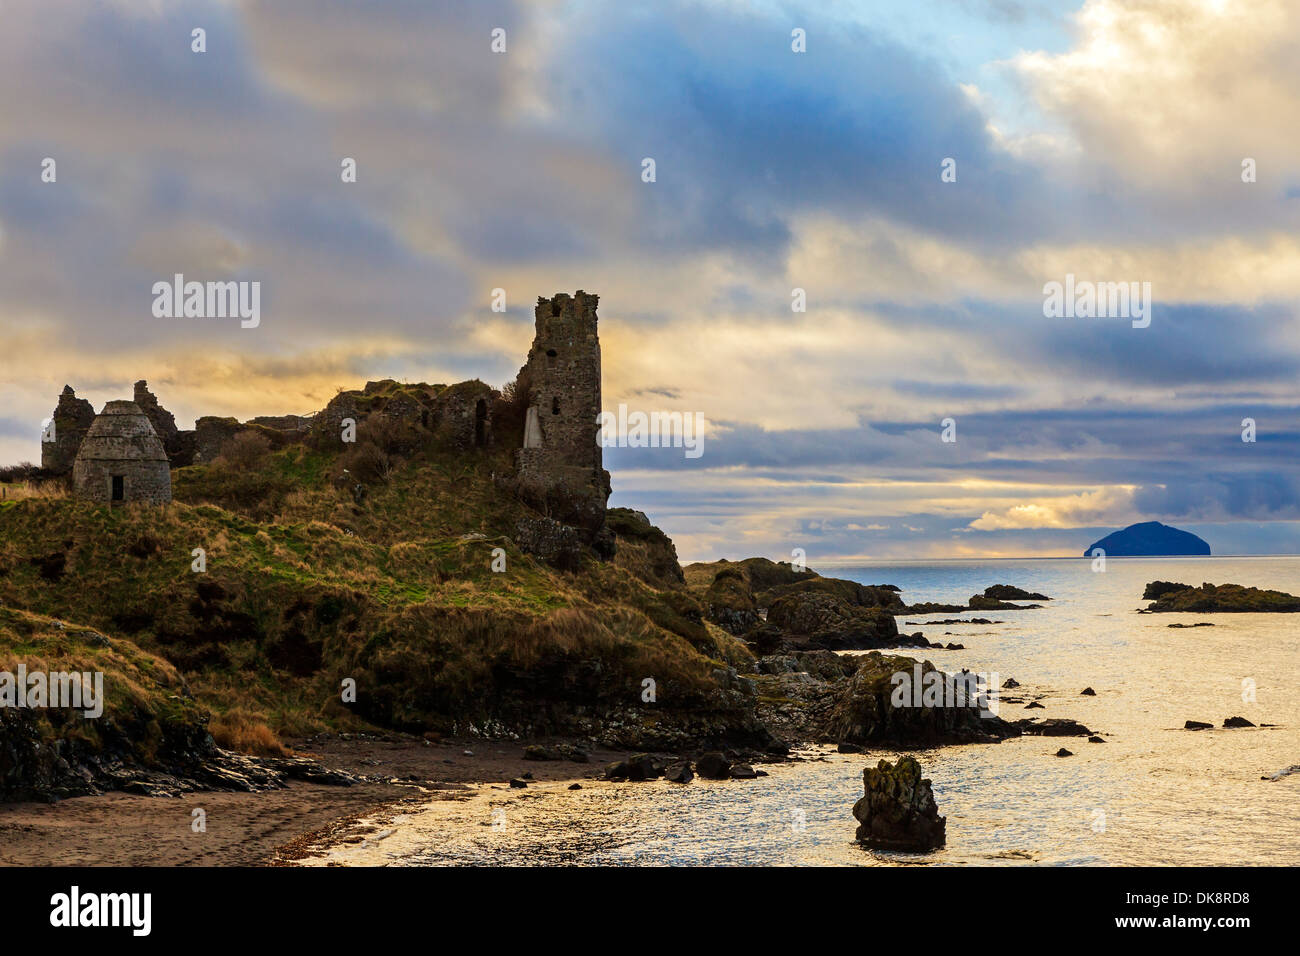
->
0;436;762;753
0;604;212;799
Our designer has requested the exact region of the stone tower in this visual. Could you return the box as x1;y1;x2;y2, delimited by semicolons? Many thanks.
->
41;386;96;476
72;401;172;505
515;291;610;537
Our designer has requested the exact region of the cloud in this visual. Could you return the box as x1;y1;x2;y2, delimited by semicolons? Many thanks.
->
969;486;1136;529
2;0;1299;557
1010;0;1300;208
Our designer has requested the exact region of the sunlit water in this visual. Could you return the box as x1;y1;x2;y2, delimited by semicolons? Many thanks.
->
309;558;1300;866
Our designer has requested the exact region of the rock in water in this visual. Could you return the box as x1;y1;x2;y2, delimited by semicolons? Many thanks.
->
663;760;694;784
824;652;1016;746
981;584;1051;601
1144;581;1191;600
695;752;731;780
852;756;946;852
1084;521;1210;557
1143;581;1300;613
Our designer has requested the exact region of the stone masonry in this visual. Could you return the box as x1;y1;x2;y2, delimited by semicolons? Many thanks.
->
40;386;96;476
515;291;611;538
72;401;172;504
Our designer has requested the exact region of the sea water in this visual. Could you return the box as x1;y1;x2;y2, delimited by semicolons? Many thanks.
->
308;557;1300;866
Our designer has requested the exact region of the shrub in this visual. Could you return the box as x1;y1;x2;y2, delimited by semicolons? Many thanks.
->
218;431;272;470
342;440;391;484
496;367;531;438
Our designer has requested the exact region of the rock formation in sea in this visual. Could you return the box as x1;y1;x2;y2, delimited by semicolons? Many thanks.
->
1143;581;1300;612
1083;520;1210;557
852;756;946;852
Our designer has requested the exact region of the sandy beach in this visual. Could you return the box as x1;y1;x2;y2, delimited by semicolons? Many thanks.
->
0;735;616;867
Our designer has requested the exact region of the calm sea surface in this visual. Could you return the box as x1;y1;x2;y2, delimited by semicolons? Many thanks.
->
310;557;1300;866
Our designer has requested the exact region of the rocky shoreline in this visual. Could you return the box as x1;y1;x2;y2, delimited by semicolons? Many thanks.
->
1141;580;1300;612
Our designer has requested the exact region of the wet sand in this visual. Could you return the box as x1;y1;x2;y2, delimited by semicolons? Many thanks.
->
0;735;616;867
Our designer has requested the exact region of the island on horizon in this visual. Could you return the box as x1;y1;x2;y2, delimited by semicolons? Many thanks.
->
1083;520;1211;557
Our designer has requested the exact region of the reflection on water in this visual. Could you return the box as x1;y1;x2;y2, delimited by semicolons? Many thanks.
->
310;558;1300;866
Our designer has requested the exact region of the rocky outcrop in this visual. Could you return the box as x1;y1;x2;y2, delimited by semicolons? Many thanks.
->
1011;718;1094;736
824;653;1015;746
607;508;685;587
690;560;910;651
514;516;585;571
852;756;946;852
703;568;760;635
901;584;1048;615
1;702;356;801
604;753;665;781
766;591;899;650
979;584;1051;601
968;593;1043;610
663;759;694;783
1143;580;1190;600
1143;582;1300;613
695;751;731;779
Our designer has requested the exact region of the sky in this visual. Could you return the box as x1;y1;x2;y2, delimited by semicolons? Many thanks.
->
2;0;1299;561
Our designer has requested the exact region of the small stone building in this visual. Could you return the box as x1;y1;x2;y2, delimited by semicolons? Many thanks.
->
72;401;172;504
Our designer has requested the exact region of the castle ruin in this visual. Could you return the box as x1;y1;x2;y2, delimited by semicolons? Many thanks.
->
515;291;611;539
39;291;611;555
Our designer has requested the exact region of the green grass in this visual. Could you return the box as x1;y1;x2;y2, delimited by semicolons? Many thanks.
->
0;434;750;749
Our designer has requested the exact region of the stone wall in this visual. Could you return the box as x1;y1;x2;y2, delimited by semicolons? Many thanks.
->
40;386;95;476
133;380;199;468
194;416;304;464
514;291;610;538
308;380;496;455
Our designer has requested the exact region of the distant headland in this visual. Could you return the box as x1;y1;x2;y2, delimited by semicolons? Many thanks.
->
1084;521;1211;557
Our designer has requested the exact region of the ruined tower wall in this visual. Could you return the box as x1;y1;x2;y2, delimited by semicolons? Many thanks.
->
515;291;610;536
41;386;96;476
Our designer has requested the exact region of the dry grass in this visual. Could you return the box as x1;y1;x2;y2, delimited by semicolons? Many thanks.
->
208;708;290;757
0;433;748;744
0;480;68;502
